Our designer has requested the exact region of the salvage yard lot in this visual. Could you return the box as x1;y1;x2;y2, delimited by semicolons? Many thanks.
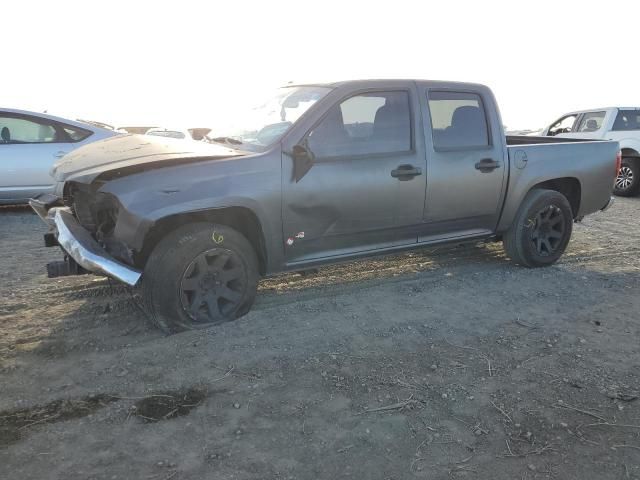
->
1;199;640;480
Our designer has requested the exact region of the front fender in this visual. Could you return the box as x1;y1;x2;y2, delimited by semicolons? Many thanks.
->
96;151;283;267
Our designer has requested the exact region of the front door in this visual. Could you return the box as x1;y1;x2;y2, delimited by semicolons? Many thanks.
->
0;112;73;200
419;89;506;240
282;86;426;264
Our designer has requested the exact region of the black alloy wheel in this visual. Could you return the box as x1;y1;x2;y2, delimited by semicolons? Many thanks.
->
529;205;566;257
503;189;573;268
180;248;246;324
142;223;259;334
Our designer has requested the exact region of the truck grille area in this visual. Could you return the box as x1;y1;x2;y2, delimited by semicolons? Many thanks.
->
73;195;97;232
61;183;137;267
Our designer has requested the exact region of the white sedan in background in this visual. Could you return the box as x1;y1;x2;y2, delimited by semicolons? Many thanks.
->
0;108;119;204
145;127;194;140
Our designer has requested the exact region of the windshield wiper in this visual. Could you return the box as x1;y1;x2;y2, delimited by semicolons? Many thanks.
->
209;136;243;146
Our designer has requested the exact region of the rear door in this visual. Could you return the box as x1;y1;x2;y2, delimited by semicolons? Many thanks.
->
417;86;507;240
281;82;427;264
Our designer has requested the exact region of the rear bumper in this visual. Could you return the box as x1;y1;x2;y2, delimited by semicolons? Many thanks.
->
52;208;142;286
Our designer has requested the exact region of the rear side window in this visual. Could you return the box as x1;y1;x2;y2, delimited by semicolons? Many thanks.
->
307;91;411;158
64;126;92;142
428;91;489;149
576;111;606;132
612;110;640;131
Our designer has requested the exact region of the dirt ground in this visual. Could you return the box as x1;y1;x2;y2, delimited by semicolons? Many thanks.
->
1;198;639;480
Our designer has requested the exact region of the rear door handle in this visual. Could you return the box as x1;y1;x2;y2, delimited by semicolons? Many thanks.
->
54;151;68;159
475;158;501;172
391;164;422;180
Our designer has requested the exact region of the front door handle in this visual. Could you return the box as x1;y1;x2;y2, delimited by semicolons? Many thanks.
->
391;164;422;181
54;151;68;159
475;158;501;172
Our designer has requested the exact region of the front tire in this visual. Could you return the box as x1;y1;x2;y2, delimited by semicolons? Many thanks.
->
614;158;640;197
142;223;259;334
503;189;573;268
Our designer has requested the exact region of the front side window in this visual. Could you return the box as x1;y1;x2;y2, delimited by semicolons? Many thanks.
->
428;91;489;149
612;110;640;131
0;116;57;144
547;114;578;136
576;111;606;132
307;91;411;158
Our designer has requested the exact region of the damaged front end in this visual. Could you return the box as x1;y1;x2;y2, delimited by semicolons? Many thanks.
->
30;183;142;286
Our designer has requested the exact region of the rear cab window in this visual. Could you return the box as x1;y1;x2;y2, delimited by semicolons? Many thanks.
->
427;91;490;149
612;110;640;131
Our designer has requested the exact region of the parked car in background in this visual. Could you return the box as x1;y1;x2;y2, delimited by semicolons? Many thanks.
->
542;107;640;196
145;127;194;140
0;109;119;204
115;126;157;134
31;79;618;333
77;119;115;131
189;128;212;141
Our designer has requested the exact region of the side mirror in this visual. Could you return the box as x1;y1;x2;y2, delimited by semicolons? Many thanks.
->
291;143;314;182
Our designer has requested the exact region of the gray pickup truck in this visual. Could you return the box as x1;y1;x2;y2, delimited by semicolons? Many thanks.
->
30;79;619;333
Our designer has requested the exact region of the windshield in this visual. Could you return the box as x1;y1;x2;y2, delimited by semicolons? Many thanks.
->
206;86;331;151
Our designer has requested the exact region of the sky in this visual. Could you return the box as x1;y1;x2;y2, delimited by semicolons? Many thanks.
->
2;0;637;131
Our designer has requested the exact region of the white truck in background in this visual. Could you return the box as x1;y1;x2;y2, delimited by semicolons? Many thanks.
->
542;107;640;196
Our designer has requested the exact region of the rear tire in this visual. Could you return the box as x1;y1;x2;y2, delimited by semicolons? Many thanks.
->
503;189;573;268
614;158;640;197
142;223;259;334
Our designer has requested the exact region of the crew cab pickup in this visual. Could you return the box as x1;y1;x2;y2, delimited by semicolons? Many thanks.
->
30;79;619;333
542;107;640;196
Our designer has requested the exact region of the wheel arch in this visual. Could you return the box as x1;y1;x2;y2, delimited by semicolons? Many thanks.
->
136;206;268;275
529;177;582;218
621;147;640;161
616;134;640;157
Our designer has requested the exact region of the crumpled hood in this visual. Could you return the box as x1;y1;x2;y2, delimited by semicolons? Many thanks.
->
52;134;245;183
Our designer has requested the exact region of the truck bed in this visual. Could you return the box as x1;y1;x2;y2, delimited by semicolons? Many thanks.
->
496;136;619;233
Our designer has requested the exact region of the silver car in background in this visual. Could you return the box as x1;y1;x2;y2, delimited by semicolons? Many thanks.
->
0;108;119;204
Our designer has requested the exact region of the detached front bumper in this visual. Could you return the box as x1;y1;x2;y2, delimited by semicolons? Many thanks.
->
34;206;142;286
29;193;62;228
